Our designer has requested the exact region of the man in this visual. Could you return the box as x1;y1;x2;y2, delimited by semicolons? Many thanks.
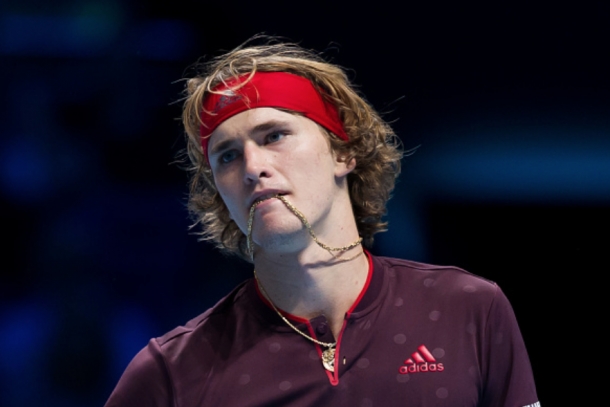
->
106;41;539;406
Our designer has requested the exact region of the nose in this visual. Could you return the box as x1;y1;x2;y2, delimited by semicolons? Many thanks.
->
243;142;271;184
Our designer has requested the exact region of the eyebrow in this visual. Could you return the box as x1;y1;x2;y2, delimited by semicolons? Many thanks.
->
208;119;293;157
250;119;291;134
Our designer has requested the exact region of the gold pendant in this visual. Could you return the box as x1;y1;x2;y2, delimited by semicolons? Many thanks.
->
322;347;336;372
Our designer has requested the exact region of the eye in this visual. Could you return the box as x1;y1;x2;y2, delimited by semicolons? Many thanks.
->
265;131;286;144
220;149;239;164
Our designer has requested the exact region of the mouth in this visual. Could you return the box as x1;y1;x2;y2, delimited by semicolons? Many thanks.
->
250;193;287;209
245;194;363;263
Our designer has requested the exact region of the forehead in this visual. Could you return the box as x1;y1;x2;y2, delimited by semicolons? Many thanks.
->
208;107;326;151
211;108;295;139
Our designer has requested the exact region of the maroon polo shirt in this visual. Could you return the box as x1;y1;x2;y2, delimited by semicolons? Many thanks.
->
105;253;539;406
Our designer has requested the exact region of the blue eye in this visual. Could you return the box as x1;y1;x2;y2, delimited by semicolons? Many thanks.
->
220;150;238;164
266;131;285;143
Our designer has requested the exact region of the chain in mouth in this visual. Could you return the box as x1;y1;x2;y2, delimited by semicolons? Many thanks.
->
246;194;363;262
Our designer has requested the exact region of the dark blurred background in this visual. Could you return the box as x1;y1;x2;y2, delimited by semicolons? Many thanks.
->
1;1;608;406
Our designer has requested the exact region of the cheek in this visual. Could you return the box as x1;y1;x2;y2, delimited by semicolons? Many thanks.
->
215;181;240;221
218;189;237;216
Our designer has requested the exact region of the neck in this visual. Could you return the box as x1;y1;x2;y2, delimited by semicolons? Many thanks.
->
253;242;370;338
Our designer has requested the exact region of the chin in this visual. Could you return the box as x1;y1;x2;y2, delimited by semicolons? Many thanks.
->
252;224;307;252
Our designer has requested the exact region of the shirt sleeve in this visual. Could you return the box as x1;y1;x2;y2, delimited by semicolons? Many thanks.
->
105;338;173;407
480;285;539;407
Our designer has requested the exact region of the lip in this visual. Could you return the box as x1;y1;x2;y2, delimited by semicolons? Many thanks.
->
248;189;289;208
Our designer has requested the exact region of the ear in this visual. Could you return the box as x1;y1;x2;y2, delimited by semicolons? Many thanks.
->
334;155;356;178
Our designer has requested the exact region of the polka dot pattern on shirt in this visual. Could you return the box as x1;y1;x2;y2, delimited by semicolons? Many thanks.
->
396;373;410;383
393;334;407;344
360;398;373;407
268;342;281;353
357;358;370;369
279;381;292;391
436;388;449;398
429;310;441;321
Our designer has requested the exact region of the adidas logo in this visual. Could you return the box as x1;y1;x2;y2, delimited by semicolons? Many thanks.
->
399;345;444;374
213;91;243;113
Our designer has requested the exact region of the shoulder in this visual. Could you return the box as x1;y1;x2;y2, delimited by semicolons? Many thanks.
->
105;337;173;407
372;255;523;338
374;255;498;295
155;279;252;350
371;254;504;324
370;256;539;404
105;280;253;406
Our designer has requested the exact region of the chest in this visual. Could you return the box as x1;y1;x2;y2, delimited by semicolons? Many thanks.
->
172;310;484;407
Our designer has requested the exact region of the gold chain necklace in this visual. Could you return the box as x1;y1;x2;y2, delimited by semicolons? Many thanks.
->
247;194;363;261
253;269;337;372
248;194;363;372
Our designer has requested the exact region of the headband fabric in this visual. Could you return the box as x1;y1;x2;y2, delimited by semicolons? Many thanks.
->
200;72;347;159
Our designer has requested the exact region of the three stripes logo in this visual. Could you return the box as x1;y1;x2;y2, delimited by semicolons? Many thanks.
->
399;345;444;374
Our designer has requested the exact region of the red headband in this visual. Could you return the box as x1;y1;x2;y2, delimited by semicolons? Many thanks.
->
200;72;348;159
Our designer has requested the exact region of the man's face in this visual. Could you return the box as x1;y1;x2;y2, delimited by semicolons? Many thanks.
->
208;108;352;253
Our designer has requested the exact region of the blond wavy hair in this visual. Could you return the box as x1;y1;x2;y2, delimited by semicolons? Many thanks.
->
181;39;403;260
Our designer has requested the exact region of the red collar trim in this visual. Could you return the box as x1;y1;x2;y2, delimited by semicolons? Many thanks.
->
346;250;373;317
254;280;309;323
